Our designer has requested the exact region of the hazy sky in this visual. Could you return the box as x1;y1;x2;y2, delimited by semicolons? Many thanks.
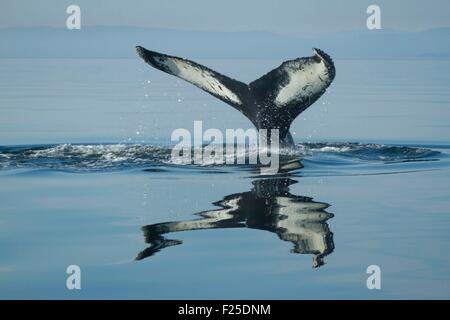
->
1;0;450;34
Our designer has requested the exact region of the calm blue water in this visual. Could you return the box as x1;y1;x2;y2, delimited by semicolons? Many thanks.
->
0;58;450;299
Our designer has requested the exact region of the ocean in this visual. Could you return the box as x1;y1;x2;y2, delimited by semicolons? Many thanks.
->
0;58;449;299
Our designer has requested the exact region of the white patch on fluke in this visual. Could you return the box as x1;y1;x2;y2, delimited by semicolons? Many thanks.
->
275;58;329;107
164;197;240;231
155;57;241;105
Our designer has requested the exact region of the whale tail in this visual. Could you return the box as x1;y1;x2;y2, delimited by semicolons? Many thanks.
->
136;46;335;146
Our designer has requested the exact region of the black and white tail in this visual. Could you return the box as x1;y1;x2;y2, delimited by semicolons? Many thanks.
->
136;46;335;146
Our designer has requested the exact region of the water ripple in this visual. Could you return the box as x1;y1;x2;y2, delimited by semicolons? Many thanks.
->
0;142;446;175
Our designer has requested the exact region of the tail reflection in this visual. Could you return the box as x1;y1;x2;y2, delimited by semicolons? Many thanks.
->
136;178;335;268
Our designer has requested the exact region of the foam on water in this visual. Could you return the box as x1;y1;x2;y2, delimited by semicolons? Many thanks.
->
0;142;446;175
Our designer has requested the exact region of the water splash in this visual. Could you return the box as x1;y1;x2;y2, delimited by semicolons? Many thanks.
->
0;142;445;174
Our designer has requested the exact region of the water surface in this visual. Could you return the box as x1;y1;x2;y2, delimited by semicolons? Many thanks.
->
0;58;449;299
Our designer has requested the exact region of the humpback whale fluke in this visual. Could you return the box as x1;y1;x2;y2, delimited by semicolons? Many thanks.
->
136;178;335;268
136;46;335;147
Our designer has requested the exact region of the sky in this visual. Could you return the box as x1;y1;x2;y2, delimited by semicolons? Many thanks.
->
1;0;450;34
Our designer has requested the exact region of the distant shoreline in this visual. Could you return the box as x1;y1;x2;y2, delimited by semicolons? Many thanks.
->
1;26;449;59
